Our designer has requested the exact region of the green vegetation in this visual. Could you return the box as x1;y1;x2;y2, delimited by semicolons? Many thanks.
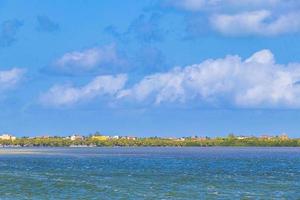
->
0;134;299;147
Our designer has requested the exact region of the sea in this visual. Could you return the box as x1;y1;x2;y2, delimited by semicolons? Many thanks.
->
0;147;299;199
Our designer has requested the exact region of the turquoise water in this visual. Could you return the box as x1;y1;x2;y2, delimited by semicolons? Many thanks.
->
0;147;300;199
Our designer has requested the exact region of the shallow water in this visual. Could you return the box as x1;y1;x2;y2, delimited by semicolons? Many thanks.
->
0;147;299;199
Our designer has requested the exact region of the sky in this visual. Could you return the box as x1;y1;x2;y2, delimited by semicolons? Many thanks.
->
1;0;300;137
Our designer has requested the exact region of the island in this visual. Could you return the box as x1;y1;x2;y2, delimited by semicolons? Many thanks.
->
0;133;299;147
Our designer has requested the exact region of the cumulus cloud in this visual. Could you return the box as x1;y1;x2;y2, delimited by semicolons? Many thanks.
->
52;44;125;74
118;49;300;108
40;74;127;107
211;10;300;36
0;68;26;90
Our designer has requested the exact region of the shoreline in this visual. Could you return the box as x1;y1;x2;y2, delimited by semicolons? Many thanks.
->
1;145;300;148
1;146;300;156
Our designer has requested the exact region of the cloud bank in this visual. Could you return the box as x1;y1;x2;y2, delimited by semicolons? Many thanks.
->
118;49;300;108
42;49;300;108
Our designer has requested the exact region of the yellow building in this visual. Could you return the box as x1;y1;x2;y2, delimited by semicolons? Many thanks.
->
91;135;109;141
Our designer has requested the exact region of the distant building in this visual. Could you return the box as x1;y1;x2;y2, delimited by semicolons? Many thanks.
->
237;136;250;140
111;136;120;139
91;135;109;141
0;134;16;141
177;137;186;141
260;135;273;139
125;136;137;140
279;133;289;140
70;135;84;141
35;135;50;139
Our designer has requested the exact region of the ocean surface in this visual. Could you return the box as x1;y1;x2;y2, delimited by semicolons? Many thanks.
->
0;147;300;199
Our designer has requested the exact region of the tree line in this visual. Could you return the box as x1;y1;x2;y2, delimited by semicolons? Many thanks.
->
0;135;299;147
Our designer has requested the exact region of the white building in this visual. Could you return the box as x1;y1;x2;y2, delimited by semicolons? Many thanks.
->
70;134;84;141
0;134;16;140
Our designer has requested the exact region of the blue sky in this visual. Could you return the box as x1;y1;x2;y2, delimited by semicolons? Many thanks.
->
1;0;300;137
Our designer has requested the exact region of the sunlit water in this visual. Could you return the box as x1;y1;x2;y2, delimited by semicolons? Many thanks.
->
0;147;299;199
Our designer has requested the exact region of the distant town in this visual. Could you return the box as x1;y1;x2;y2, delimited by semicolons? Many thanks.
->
0;132;298;147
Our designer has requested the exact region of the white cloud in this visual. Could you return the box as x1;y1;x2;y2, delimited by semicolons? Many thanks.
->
53;44;124;73
40;74;127;107
167;0;291;11
166;0;300;36
211;10;300;36
42;50;300;108
0;68;26;90
118;49;300;108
